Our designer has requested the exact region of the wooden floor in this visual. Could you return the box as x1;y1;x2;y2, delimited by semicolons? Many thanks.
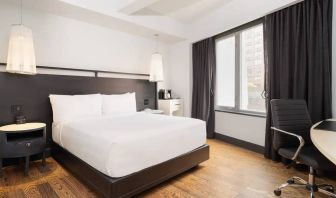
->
1;139;336;198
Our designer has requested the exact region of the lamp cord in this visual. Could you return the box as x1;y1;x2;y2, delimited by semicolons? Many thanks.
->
154;34;159;53
20;0;23;25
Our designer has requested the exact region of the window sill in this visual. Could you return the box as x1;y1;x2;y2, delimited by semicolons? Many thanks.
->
215;109;266;118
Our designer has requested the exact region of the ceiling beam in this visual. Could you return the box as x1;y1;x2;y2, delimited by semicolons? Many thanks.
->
118;0;161;15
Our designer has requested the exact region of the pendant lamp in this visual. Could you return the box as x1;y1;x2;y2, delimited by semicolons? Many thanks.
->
149;34;163;82
6;0;36;75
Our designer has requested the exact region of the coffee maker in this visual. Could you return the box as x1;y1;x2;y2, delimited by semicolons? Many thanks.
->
158;89;171;99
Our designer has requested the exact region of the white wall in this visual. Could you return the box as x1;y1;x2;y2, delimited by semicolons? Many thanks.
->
215;112;266;146
167;0;301;146
0;2;170;88
168;41;192;116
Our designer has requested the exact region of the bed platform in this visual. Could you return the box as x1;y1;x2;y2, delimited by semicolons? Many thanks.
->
52;143;209;198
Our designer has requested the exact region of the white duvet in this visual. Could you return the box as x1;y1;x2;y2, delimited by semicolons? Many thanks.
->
52;113;206;177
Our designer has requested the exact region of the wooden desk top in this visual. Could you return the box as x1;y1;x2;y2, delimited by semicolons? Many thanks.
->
311;119;336;165
0;123;46;132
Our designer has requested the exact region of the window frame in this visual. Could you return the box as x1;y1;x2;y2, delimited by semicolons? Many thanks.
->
214;18;266;117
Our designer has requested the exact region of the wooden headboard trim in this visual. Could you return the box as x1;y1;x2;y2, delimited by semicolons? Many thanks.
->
0;63;150;78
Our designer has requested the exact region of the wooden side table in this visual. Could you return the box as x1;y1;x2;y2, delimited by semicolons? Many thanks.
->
0;123;47;177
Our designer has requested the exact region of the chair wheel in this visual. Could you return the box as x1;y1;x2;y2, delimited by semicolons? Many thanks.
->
326;186;334;192
274;189;281;196
287;178;295;184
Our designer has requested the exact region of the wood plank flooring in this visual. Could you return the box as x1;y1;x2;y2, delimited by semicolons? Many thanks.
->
1;139;336;198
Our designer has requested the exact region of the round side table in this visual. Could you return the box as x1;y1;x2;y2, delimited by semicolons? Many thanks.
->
0;122;47;177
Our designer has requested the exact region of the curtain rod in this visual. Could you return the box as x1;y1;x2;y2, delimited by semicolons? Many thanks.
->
0;63;149;77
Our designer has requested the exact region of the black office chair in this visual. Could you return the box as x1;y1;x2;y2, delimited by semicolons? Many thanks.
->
271;99;336;198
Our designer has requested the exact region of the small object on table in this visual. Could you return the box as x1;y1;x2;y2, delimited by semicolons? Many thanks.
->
158;89;172;99
0;122;47;177
314;120;336;131
16;115;26;124
141;109;164;114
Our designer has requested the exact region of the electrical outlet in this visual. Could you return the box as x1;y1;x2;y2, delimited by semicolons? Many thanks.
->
144;99;149;105
11;105;23;114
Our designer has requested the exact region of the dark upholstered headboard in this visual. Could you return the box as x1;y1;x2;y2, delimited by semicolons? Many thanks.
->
0;72;157;148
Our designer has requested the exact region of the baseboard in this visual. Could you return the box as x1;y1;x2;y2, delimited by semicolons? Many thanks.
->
214;132;264;154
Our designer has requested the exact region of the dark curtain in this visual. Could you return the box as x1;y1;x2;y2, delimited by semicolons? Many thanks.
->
264;0;332;160
191;38;216;138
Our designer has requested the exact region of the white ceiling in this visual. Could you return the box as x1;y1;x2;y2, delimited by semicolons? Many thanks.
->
132;0;234;24
1;0;188;43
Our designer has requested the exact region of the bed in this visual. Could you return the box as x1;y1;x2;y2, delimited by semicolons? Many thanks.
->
52;112;207;178
49;93;209;197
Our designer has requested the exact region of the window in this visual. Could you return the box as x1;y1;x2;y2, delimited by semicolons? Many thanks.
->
215;23;265;115
215;36;235;108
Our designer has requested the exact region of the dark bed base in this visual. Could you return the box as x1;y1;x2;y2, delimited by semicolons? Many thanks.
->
51;143;209;198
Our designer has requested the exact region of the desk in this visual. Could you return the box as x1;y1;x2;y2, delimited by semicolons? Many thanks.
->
311;119;336;165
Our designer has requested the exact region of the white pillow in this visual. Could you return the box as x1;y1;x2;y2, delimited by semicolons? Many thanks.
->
102;92;137;116
49;94;102;124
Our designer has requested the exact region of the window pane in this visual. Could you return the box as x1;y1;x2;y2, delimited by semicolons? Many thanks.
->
240;24;265;112
215;36;235;108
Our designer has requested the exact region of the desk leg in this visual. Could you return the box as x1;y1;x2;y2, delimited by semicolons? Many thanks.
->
24;156;29;176
0;158;2;178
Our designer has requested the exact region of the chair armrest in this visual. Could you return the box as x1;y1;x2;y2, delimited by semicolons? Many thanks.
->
271;127;305;161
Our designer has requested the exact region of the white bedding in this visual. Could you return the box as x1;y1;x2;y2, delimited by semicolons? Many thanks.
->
52;113;206;177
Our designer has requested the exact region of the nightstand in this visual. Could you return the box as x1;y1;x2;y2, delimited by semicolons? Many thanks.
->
158;99;183;116
0;123;47;177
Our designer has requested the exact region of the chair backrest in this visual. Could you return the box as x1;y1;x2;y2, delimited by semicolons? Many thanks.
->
270;99;312;150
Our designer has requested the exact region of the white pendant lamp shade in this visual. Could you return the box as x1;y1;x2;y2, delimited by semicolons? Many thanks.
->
6;24;36;75
149;52;164;82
